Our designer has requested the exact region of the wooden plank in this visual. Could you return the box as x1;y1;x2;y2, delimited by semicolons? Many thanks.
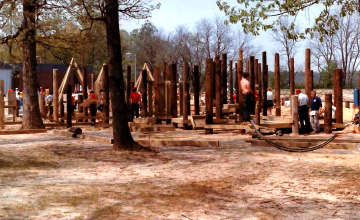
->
78;98;98;107
204;124;250;130
0;129;47;135
171;117;191;125
135;139;219;147
78;134;113;144
156;115;174;120
154;126;176;132
0;80;4;129
134;118;156;124
58;58;74;103
53;129;77;138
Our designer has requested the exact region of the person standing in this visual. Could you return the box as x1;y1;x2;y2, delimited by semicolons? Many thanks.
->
129;87;141;122
310;91;322;133
267;87;274;116
296;89;311;134
240;72;252;122
46;92;54;117
88;90;97;123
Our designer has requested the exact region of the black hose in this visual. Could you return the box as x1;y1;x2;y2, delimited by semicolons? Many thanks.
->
250;120;338;152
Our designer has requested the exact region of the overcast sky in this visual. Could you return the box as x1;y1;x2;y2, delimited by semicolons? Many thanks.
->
120;0;323;71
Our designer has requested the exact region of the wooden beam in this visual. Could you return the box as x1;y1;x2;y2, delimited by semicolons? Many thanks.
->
324;93;332;134
194;65;200;115
215;56;222;119
290;57;295;95
183;62;190;130
170;64;177;118
136;139;220;147
0;129;47;135
229;60;233;104
102;63;110;124
334;69;343;124
0;80;4;129
305;49;312;107
275;53;281;116
291;95;299;134
58;58;74;103
53;69;59;122
141;69;148;117
205;58;214;134
262;52;267;116
127;66;131;108
222;53;228;105
66;85;72;128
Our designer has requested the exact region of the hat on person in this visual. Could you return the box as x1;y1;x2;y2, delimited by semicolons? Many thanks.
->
89;89;94;93
295;89;301;94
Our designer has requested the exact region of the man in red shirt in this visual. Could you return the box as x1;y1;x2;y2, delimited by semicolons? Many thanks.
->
129;87;141;122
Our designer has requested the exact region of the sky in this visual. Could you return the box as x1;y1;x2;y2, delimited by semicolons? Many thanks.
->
120;0;323;71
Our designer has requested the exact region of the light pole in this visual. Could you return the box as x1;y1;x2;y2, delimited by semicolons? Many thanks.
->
126;52;137;83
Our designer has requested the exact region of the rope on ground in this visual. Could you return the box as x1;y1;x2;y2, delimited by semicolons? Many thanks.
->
250;120;338;152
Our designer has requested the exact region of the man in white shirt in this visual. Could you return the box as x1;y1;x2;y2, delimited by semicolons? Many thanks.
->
296;89;311;134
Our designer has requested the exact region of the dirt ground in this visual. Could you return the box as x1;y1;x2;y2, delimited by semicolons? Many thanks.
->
1;129;360;220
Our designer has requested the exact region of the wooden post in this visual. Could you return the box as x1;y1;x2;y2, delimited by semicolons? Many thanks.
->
0;80;4;129
222;53;228;104
82;68;88;121
179;82;183;116
141;69;148;118
262;52;268;116
39;93;44;115
345;101;350;108
148;82;153;117
163;62;167;81
215;56;222;119
53;69;59;122
237;59;244;124
334;69;343;124
275;53;281;116
60;102;64;123
90;73;94;90
258;63;262;112
250;56;255;114
229;60;233;104
127;66;131;108
194;65;200;115
291;95;299;134
66;85;72;128
290;58;295;95
170;64;177;118
255;100;260;125
212;61;216;100
183;62;190;129
254;59;258;86
246;60;249;73
160;62;166;116
324;93;332;134
154;66;161;117
165;81;171;116
102;64;110;124
235;63;238;104
205;58;214;134
305;49;312;106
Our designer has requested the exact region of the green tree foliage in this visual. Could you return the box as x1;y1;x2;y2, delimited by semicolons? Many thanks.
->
216;0;358;41
317;60;337;88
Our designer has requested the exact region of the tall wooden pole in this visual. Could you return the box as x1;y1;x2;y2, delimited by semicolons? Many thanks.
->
275;53;281;116
102;64;110;124
291;95;299;134
235;63;238;104
290;58;295;95
324;93;332;134
170;64;177;118
305;49;311;106
334;69;343;124
126;66;131;108
154;66;161;117
82;68;88;120
229;60;233;104
183;62;190;129
0;80;4;129
222;53;228;104
237;59;244;124
194;65;200;115
215;56;222;119
141;69;148;117
205;58;214;134
66;85;72;128
179;82;183;116
258;63;262;112
262;52;267;116
249;56;255;114
90;73;94;90
53;69;59;122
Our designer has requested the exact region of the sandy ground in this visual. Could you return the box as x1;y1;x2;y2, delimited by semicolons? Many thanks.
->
1;129;360;220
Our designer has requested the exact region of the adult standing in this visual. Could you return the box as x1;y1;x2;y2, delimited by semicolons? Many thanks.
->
310;91;322;133
88;90;97;123
267;87;274;116
296;89;311;135
129;87;141;122
240;72;252;121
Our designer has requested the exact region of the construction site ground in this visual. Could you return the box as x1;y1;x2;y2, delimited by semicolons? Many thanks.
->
1;127;360;220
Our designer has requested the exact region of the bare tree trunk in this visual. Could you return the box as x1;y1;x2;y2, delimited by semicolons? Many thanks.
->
104;0;151;151
22;0;44;129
